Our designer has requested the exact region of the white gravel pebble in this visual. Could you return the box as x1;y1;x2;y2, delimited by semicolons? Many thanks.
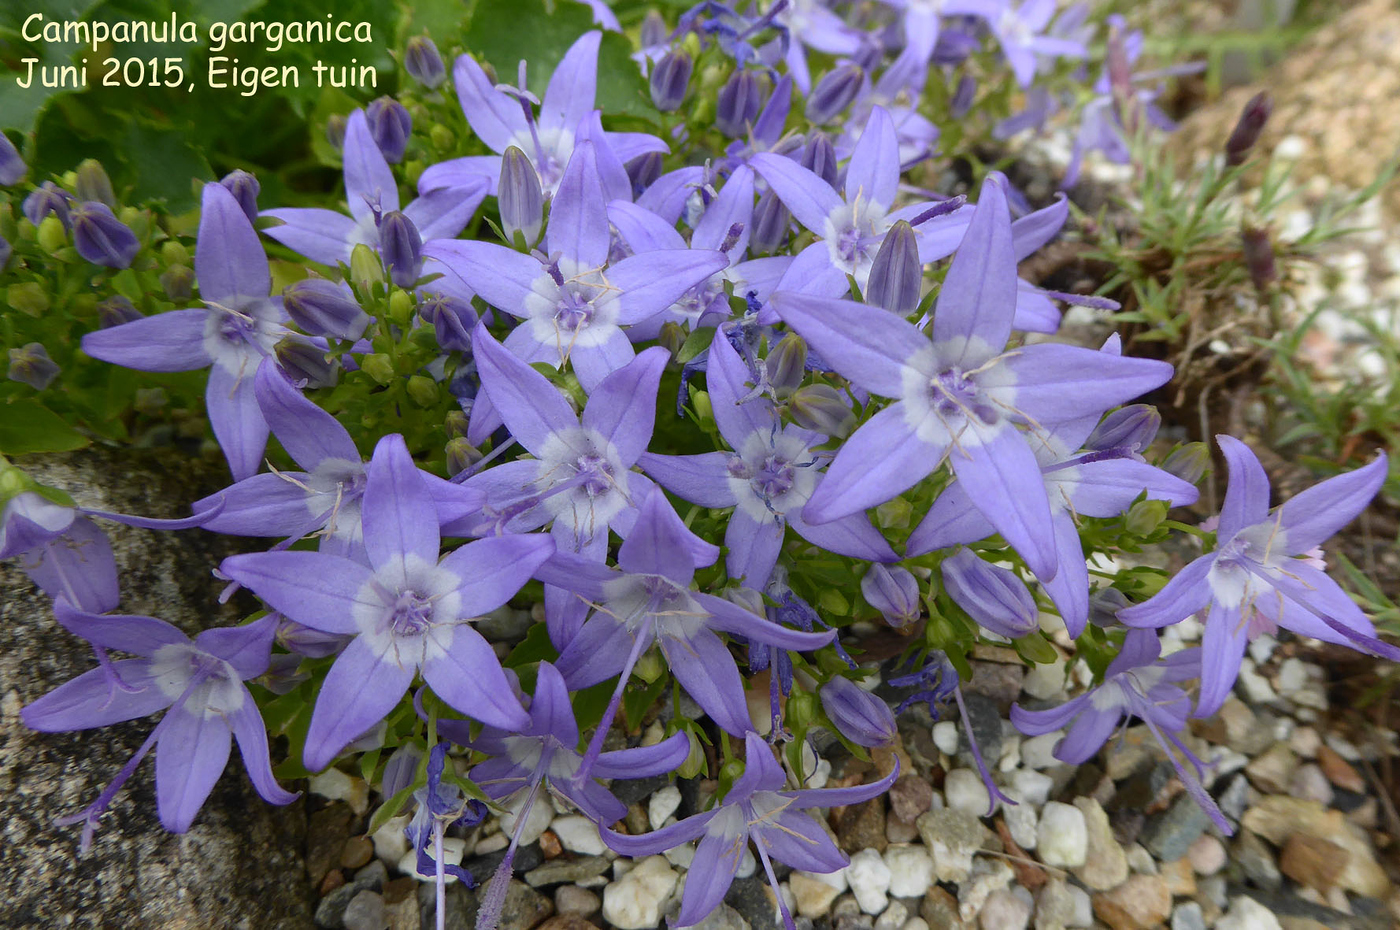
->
944;769;992;816
932;721;960;756
500;794;554;847
309;768;370;815
1036;802;1088;868
1187;835;1227;876
397;837;467;882
979;888;1030;930
371;813;411;864
845;848;892;915
1067;884;1094;928
737;848;757;879
1010;769;1054;807
603;857;678;930
874;899;908;930
1002;790;1038;850
1214;895;1283;930
552;814;607;856
648;786;682;831
883;844;934;898
1020;732;1063;770
1022;662;1066;700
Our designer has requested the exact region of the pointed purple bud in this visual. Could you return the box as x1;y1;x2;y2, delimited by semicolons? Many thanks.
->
820;675;897;747
1089;586;1130;628
861;563;921;628
366;97;413;164
1086;404;1160;453
24;182;74;229
1161;442;1209;485
801;131;839;189
865;219;921;314
805;63;863;125
405;36;447;88
284;278;371;340
640;10;668;49
71;202;139;268
650;50;692;112
419;293;478;352
1105;25;1133;108
219;170;261;224
75;159;116;208
750;188;791;254
627;151;664;199
942;549;1039;639
1225;92;1272;167
379;211;423;288
951;75;978;120
96;295;142;329
445;437;481;477
0;132;25;186
382;744;424;797
765;334;807;395
0;236;9;270
8;343;59;390
275;338;340;389
326;114;348;151
716;70;768;138
1242;225;1276;290
789;383;855;437
498;146;544;246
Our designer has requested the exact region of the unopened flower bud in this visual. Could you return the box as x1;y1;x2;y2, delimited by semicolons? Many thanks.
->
861;563;921;628
820;675;897;747
8;282;48;317
161;240;190;266
366;97;412;163
444;409;470;439
1224;91;1272;167
650;50;692;111
379;211;423;288
866;220;921;314
419;293;478;352
325;114;348;151
361;352;395;385
284;278;371;340
74;159;115;208
765;334;807;396
800;132;838;189
429;124;454;153
716;69;767;138
805;63;863;124
1086;403;1159;453
96;295;141;328
0;132;26;186
0;236;9;270
640;10;668;50
160;264;194;301
275;338;340;389
381;744;423;799
219;169;261;223
784;687;820;733
404;36;447;88
788;383;855;437
657;321;687;358
71;202;139;268
24;182;73;229
406;374;438;407
37;215;66;253
499;146;543;247
277;619;350;657
750;188;790;254
7;343;60;390
350;242;384;291
942;549;1038;639
1124;498;1169;535
1089;586;1130;628
628;151;664;199
1161;441;1209;485
950;74;977;119
1241;225;1276;291
675;730;706;780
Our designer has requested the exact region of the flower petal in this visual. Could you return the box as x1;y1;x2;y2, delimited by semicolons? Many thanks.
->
439;534;556;616
547;141;610;268
1117;554;1215;629
904;480;994;556
932;173;1017;364
1216;435;1272;541
219;550;375;634
156;704;232;832
540;31;601;135
610;249;731;325
581;346;669;464
197;183;271;302
305;636;415;771
254;359;359;468
725;509;784;589
363;434;439;574
228;685;300;804
749;153;843;233
600;812;714;857
206;364;270;482
53;599;187;655
845;106;900;208
472;323;581;457
997;344;1174;424
593;730;692;779
422;625;531;731
698;593;835;651
638;452;738;508
608;200;687;252
422;240;540;316
260;208;357;266
802;404;937;523
662;628;752;735
343;109;400;220
1043;510;1090;637
81;309;213;372
21;660;170;731
706;332;776;446
1195;601;1247;717
677;829;746;926
1273;450;1387;553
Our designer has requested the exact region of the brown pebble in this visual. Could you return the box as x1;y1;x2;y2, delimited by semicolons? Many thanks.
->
539;830;563;859
382;876;417;905
1316;745;1366;793
994;818;1046;891
1280;833;1349;892
319;868;346;896
340;835;374;869
536;916;601;930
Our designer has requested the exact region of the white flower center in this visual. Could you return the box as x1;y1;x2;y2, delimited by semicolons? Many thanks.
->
523;258;622;358
353;554;464;668
727;430;819;522
149;644;246;717
202;296;285;375
535;426;630;539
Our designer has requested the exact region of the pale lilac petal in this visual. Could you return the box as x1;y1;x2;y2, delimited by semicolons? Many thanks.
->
572;329;635;392
909;206;974;263
1054;706;1118;763
22;518;119;613
608;200;687;252
305;636;415;770
1117;554;1214;628
698;594;835;651
1011;194;1068;261
417;156;503;195
197;183;270;302
404;183;489;241
694;165;755;258
156;705;232;831
601;812;714;857
789;509;898;563
53;599;186;655
581;346;669;463
1043;510;1090;637
218;550;376;634
1009;694;1091;737
617;488;704;584
1216;435;1272;541
757;810;846;872
677;830;745;926
196;615;279;679
473;324;581;456
1012;283;1063;333
254;359;358;468
845;107;900;208
206;364;270;482
362;434;439;573
725;509;785;588
706;332;775;443
638;452;738;508
606;131;668;163
951;423;1056;579
998;344;1174;423
663;628;752;735
1274;452;1387;553
933;174;1017;364
81;310;212;372
1196;602;1246;717
803;404;938;523
422;624;531;730
593;730;691;779
636;166;704;223
260;208;358;266
452;55;526;153
540;32;601;135
555;614;632;689
343;110;400;219
546;141;610;268
905;480;995;556
770;292;921;398
439;534;556;615
228;688;299;804
749;153;843;233
421;240;540;316
576;111;633;202
1066;459;1199;517
21;661;169;730
193;473;324;536
610;250;730;325
530;550;616;601
422;472;487;531
783;756;899;808
1256;562;1375;642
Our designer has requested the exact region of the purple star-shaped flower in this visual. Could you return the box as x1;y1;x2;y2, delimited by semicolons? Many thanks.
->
1119;435;1388;716
23;608;297;847
989;0;1086;87
82;182;291;479
776;0;865;94
641;329;895;588
219;433;554;770
772;173;1173;580
601;731;898;930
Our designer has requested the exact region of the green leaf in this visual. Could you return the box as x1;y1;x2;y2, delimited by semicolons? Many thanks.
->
0;398;89;453
622;675;669;731
677;327;716;364
1013;630;1058;666
367;781;420;836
